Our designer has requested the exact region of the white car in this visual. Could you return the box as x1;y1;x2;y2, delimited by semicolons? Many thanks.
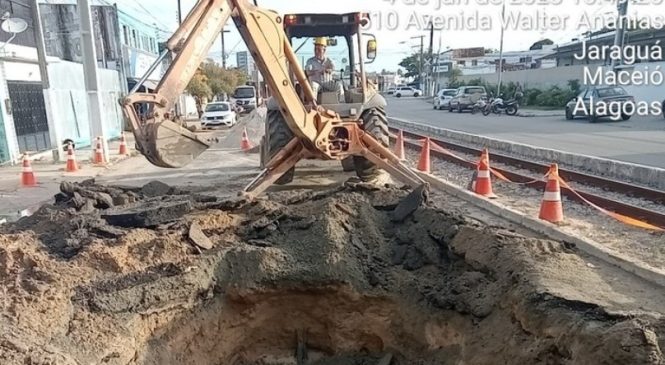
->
433;88;458;110
394;86;422;98
201;102;237;128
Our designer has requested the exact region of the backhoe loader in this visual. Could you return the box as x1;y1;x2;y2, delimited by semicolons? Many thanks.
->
121;0;427;200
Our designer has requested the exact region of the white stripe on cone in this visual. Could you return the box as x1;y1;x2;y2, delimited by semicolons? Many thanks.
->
477;170;490;178
543;191;561;202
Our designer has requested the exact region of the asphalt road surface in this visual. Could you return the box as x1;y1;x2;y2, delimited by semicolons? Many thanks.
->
385;97;665;169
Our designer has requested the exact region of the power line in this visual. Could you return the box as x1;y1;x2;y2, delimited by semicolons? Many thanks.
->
116;9;171;35
134;1;173;31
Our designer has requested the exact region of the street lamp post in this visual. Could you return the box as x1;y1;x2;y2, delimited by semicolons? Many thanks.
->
221;29;230;68
497;0;506;98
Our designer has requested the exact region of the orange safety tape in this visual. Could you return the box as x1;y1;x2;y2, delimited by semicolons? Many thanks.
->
556;175;664;232
428;140;543;185
488;167;512;183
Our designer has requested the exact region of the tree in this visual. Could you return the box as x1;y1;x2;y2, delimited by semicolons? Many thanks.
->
398;53;421;79
529;39;554;50
199;60;248;98
186;72;212;118
186;60;248;117
396;68;403;77
448;67;462;88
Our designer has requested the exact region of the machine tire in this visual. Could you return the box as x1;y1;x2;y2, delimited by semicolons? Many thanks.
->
565;108;573;120
506;105;518;116
354;107;390;181
265;109;295;185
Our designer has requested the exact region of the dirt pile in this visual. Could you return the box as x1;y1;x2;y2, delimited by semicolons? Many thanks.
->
1;181;664;364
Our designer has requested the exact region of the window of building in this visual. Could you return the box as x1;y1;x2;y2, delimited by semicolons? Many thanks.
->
122;25;129;45
471;60;477;66
131;29;138;48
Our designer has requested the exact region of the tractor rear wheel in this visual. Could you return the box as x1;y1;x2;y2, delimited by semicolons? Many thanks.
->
264;109;295;185
354;107;390;181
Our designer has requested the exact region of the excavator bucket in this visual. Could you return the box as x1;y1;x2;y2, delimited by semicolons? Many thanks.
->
144;120;210;168
121;93;210;169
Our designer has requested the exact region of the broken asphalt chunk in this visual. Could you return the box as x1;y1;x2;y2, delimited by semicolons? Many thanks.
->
189;221;213;250
102;200;192;228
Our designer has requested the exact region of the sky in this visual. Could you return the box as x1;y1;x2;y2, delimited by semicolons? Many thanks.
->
113;0;664;73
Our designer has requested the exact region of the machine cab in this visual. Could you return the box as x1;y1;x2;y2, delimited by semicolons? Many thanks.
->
281;12;380;118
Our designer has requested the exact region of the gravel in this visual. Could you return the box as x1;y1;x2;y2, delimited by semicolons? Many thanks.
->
400;143;665;271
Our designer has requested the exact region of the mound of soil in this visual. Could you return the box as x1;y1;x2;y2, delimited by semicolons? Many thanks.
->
0;181;664;364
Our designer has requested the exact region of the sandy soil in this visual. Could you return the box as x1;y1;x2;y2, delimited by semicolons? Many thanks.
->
1;177;664;364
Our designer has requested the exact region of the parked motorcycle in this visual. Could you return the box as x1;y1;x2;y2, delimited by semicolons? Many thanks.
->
489;96;519;116
471;97;488;115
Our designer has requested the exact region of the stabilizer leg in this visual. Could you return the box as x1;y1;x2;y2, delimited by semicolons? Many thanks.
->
242;137;305;199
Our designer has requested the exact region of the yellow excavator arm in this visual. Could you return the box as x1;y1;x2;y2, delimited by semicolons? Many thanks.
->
121;0;426;198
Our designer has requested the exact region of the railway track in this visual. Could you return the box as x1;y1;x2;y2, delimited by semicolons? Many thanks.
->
390;128;665;231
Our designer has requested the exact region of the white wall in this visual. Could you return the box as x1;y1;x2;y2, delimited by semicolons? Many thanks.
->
0;44;46;163
48;61;124;147
0;62;20;163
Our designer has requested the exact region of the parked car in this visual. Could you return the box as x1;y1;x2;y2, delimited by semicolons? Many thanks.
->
449;86;487;112
386;87;396;95
433;88;458;110
565;86;635;123
395;86;422;98
201;102;237;128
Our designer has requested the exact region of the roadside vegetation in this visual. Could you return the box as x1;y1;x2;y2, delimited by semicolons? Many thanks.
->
448;76;581;109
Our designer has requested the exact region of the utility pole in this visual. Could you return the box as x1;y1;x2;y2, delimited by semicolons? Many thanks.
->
30;0;64;162
221;29;230;68
78;0;109;162
411;35;425;91
177;0;182;24
497;0;506;98
428;21;434;96
611;0;629;69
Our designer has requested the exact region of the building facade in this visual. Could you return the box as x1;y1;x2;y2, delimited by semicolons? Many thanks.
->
0;0;129;164
236;50;255;77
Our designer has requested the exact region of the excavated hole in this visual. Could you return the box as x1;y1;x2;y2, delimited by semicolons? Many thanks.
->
142;287;458;364
5;183;662;365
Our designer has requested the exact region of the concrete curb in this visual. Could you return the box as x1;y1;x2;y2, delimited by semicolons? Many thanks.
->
390;117;665;191
418;171;665;288
517;111;565;118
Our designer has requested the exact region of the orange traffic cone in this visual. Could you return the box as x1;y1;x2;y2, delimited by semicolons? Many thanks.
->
21;154;36;186
394;130;405;160
65;143;79;172
539;163;564;223
240;128;253;151
473;148;497;198
94;137;105;165
118;132;128;155
417;138;430;173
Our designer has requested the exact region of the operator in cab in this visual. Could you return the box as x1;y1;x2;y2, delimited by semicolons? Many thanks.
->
305;37;344;102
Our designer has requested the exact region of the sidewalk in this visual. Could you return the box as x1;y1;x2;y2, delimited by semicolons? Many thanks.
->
0;112;261;224
0;135;139;222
